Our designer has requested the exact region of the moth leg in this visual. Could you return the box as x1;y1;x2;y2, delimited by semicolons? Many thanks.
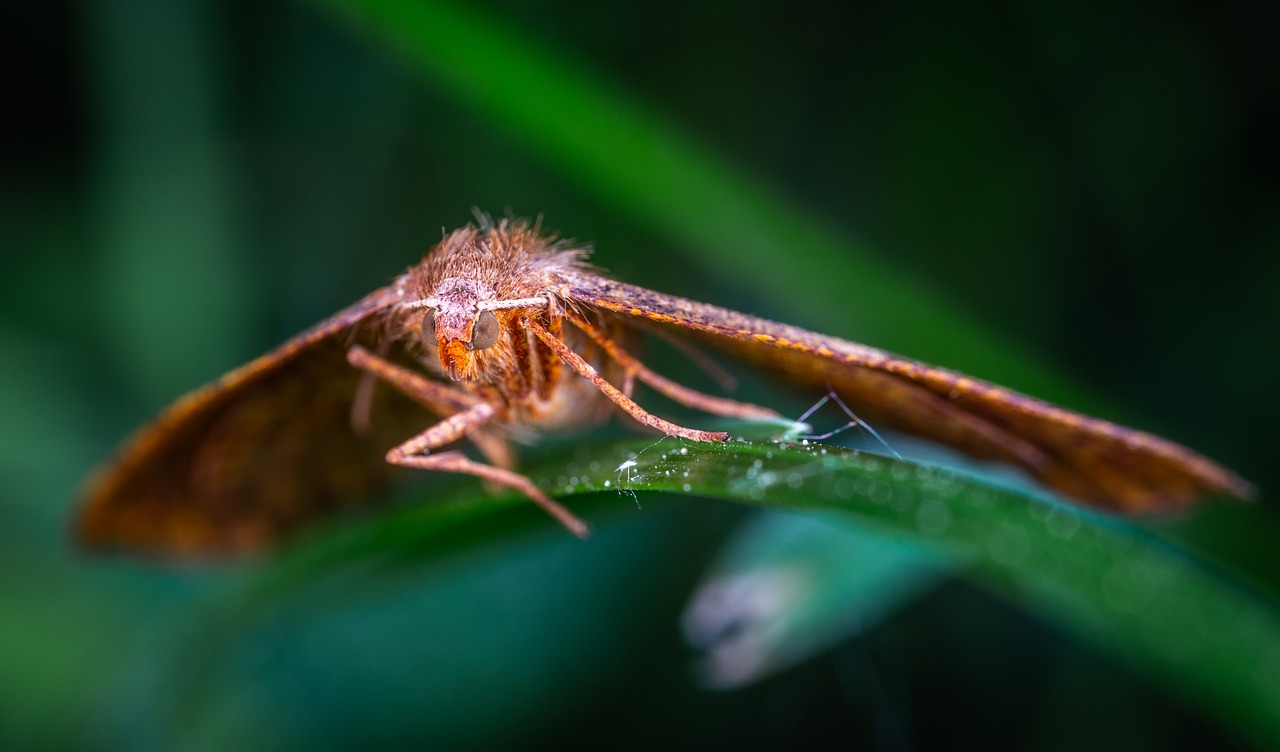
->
523;316;731;443
350;340;393;434
507;315;535;397
532;306;564;401
649;325;739;393
346;345;513;470
385;402;589;538
348;345;476;414
565;313;780;421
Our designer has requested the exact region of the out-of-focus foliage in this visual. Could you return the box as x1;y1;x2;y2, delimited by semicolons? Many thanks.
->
3;0;1276;749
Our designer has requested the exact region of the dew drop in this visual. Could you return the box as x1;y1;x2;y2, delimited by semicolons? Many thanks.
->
987;523;1031;566
870;482;892;506
1045;507;1081;540
915;499;952;535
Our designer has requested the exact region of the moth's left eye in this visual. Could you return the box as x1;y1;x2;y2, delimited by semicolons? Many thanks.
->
420;307;437;339
470;310;501;350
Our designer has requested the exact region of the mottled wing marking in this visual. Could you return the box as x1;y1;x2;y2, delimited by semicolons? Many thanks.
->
77;287;429;556
564;275;1254;513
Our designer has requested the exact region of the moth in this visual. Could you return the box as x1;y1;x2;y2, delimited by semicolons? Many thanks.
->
77;217;1254;556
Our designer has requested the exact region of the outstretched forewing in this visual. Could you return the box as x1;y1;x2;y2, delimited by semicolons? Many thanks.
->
565;275;1253;513
77;287;431;557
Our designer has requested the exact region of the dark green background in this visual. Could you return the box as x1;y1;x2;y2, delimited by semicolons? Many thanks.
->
4;0;1276;749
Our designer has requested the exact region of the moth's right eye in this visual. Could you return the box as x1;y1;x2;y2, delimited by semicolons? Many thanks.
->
420;308;437;339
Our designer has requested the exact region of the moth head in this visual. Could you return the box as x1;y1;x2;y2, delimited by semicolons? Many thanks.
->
409;278;547;382
418;306;503;381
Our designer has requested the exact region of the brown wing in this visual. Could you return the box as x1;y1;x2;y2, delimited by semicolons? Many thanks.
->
77;287;432;557
565;276;1254;513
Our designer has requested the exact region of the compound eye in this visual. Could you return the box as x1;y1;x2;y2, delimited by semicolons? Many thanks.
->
470;310;501;350
420;307;437;339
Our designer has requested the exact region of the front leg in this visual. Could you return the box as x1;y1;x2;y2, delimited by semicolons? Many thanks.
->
347;344;514;470
565;312;780;421
522;316;731;443
385;402;588;538
347;345;586;537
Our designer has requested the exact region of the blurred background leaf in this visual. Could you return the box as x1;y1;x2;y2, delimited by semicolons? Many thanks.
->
3;0;1277;749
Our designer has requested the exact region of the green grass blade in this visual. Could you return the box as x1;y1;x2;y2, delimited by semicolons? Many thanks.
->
226;437;1280;748
588;438;1280;748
